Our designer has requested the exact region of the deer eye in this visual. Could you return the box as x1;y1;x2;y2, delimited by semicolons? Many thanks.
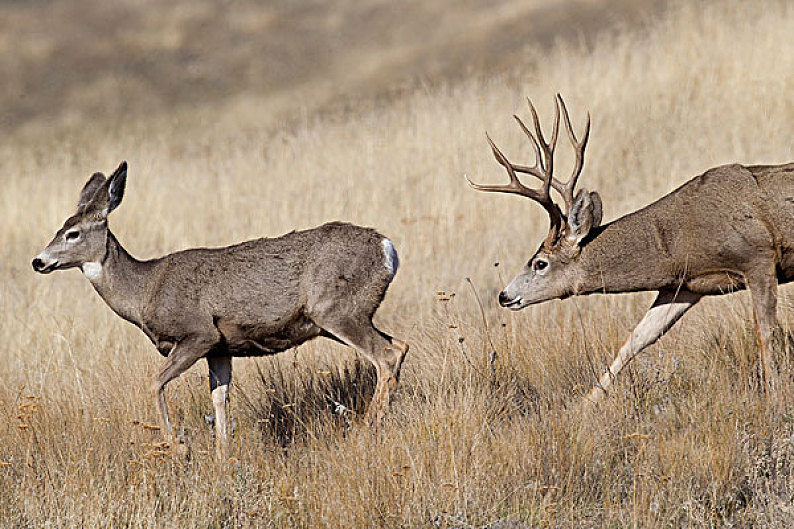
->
533;259;548;272
65;230;80;241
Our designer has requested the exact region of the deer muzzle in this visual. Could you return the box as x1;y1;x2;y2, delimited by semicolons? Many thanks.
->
32;255;58;274
498;290;525;310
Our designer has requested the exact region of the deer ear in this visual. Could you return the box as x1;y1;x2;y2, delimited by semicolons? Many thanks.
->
104;161;127;215
567;189;601;245
79;162;127;217
589;191;602;228
77;173;107;210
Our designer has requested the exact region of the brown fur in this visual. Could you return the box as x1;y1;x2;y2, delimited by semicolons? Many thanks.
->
571;163;794;297
473;96;794;403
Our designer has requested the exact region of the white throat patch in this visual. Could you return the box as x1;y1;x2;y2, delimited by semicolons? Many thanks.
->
81;262;102;281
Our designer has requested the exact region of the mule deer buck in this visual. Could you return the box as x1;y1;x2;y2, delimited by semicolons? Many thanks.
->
33;162;409;455
469;94;794;404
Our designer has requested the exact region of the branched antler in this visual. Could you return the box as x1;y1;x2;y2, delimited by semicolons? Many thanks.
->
467;94;590;244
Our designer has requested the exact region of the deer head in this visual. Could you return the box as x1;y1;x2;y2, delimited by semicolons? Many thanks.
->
32;161;127;275
468;95;602;309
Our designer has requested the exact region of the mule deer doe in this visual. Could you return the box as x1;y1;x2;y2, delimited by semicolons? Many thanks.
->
469;94;794;404
33;162;409;455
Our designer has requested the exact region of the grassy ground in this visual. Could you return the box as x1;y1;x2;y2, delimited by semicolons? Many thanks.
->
2;0;794;526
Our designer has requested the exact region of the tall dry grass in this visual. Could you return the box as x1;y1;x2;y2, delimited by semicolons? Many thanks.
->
2;0;794;526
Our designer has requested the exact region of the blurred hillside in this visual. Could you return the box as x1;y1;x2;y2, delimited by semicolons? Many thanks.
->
2;0;662;139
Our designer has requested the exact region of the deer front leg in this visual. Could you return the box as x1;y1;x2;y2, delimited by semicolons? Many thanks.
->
585;289;701;405
207;355;232;457
152;336;213;450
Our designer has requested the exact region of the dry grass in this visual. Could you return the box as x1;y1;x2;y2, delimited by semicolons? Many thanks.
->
3;0;794;526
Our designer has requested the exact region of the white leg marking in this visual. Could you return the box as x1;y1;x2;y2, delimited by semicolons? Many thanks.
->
588;290;701;403
381;238;399;281
208;356;232;454
212;385;229;441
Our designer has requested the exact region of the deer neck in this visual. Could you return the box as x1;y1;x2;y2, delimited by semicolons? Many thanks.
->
82;231;152;326
572;212;669;295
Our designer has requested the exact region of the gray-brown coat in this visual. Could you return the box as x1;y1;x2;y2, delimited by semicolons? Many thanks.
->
33;163;409;454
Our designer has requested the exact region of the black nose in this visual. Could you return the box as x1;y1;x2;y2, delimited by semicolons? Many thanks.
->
32;258;44;271
498;291;510;307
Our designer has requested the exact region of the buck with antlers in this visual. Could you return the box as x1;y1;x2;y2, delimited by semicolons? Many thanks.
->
32;162;409;455
469;94;794;403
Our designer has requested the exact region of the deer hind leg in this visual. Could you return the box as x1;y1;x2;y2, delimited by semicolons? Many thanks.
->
364;332;409;429
152;336;214;450
317;317;408;428
586;289;701;406
362;333;408;428
746;266;783;400
207;355;232;458
386;338;409;388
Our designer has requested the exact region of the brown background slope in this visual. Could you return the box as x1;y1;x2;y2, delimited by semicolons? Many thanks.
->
2;0;662;137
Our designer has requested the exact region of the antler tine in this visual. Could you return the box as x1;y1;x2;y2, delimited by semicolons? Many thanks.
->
466;132;562;235
525;97;561;174
512;108;569;198
512;114;544;176
547;97;561;159
468;133;544;198
556;93;591;213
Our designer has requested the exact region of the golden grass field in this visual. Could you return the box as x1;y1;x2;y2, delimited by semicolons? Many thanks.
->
3;0;794;526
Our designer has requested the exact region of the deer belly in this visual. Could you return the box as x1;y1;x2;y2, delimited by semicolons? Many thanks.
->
215;316;322;356
685;271;746;295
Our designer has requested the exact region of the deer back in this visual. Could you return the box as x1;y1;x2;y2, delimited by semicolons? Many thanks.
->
138;222;396;351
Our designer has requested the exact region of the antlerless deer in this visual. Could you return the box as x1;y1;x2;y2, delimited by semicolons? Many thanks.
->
469;94;794;403
33;163;409;455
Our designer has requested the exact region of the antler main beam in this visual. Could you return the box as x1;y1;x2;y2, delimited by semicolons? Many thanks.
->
467;94;591;243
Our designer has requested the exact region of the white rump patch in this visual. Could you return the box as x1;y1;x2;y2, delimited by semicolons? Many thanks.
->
381;238;399;281
81;261;102;281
